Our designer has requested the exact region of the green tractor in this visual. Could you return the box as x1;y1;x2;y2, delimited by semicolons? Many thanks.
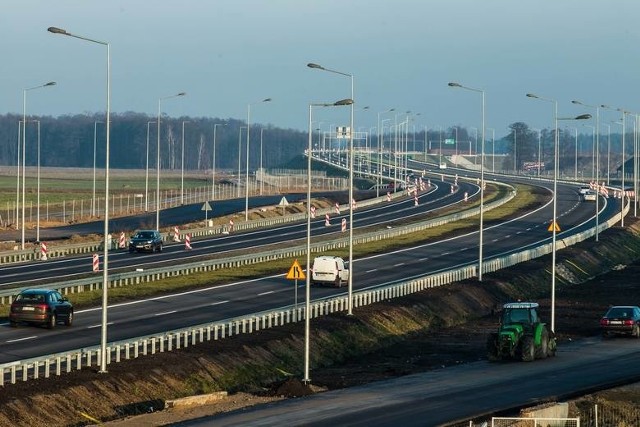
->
487;302;556;362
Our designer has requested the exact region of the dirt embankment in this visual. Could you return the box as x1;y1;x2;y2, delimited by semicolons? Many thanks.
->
1;221;640;427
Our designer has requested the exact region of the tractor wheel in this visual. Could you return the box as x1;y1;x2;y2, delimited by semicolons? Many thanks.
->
534;327;549;359
521;336;535;362
486;334;500;362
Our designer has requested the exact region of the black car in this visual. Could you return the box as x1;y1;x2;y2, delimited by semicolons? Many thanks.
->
9;289;74;329
128;230;163;253
600;305;640;338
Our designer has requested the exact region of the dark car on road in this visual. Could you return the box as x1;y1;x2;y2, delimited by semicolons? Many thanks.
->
128;230;163;253
600;305;640;338
9;289;74;329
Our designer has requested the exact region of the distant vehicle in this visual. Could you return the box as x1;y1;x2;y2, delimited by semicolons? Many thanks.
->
439;163;447;170
600;305;640;338
578;185;591;195
486;302;556;362
311;256;349;287
582;191;597;201
128;230;163;253
9;289;73;329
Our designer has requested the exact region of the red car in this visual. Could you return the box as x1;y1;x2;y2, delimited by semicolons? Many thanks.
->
600;306;640;338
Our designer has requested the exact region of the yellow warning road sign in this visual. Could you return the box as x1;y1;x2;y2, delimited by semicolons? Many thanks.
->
286;259;305;280
547;221;561;232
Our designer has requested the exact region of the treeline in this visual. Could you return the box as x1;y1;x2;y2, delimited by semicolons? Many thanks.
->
0;112;306;171
0;113;628;174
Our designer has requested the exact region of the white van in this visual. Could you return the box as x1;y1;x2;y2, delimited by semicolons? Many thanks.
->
311;256;349;287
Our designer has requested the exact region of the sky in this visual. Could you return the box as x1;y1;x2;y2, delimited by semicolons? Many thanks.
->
2;0;639;138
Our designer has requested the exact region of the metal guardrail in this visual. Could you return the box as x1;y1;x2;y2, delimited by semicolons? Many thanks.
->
0;182;514;304
0;185;628;385
0;190;407;265
0;197;624;386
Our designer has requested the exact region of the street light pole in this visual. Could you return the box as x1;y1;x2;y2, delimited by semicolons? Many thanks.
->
304;98;353;384
448;82;485;281
145;120;155;212
21;81;56;250
572;100;601;241
156;92;186;229
34;120;41;242
212;123;225;200
245;98;272;221
527;92;591;333
602;105;627;227
377;109;395;198
181;120;190;205
48;25;109;373
93;121;104;216
487;128;495;173
307;62;356;315
259;128;265;196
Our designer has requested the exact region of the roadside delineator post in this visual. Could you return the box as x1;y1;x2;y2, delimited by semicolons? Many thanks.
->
40;242;48;261
173;226;181;242
341;218;347;232
92;253;99;273
325;213;330;227
185;234;192;250
118;232;126;249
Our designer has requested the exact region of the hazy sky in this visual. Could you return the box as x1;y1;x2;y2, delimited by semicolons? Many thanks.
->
2;0;639;137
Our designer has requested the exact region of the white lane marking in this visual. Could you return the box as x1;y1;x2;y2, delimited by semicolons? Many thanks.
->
6;336;37;343
210;301;229;306
155;310;177;316
365;269;377;273
258;291;274;296
394;263;405;267
87;322;114;329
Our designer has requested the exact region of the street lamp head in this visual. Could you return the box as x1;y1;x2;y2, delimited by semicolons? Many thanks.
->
307;63;324;70
575;114;592;120
526;93;539;99
177;92;186;97
601;104;610;109
334;98;354;106
448;82;462;88
47;26;68;35
262;98;272;103
44;81;56;87
571;100;581;105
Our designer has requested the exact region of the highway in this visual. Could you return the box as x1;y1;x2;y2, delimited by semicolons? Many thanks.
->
0;177;618;365
198;337;640;426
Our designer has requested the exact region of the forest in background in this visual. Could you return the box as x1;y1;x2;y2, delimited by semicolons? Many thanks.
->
0;113;630;174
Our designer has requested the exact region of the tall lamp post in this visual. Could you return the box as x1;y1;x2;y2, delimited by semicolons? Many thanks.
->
583;124;596;180
145;120;155;212
448;82;485;281
486;128;495;173
33;120;42;242
527;92;591;333
601;123;611;185
48;26;110;373
245;98;272;221
304;98;353;384
21;81;56;249
259;128;265;196
572;99;601;241
601;105;627;227
212;123;225;200
377;108;395;197
307;62;356;315
93;121;104;216
156;92;186;229
180;120;190;205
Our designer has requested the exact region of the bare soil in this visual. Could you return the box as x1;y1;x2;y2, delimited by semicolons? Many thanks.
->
1;221;640;426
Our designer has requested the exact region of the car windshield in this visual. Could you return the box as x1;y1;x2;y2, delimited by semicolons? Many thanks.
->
136;232;154;239
503;308;531;324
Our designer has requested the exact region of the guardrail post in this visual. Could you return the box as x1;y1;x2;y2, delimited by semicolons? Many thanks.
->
11;366;16;384
22;365;28;382
55;357;61;376
33;361;39;379
66;354;72;373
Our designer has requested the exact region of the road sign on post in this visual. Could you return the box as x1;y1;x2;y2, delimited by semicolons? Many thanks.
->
201;201;212;222
286;259;305;313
